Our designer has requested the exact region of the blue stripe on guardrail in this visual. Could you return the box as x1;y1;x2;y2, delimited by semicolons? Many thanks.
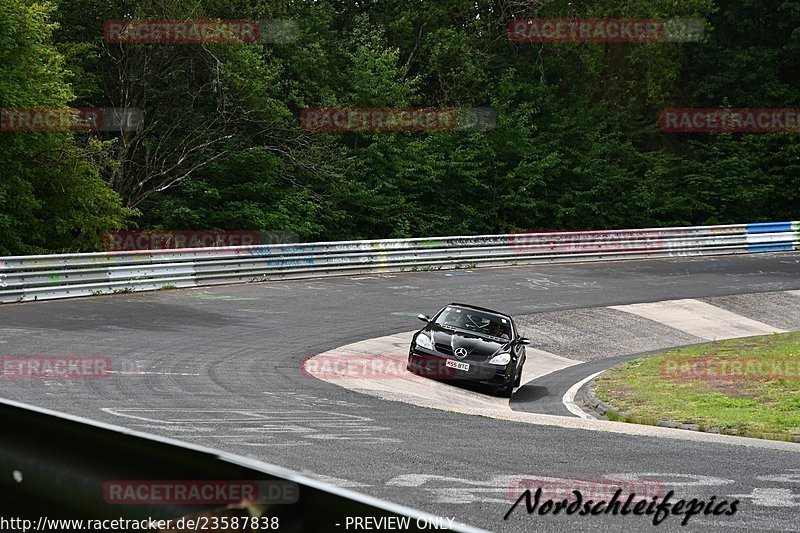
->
747;242;795;253
746;222;794;233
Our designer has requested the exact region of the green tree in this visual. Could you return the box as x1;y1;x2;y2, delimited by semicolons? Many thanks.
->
0;0;129;254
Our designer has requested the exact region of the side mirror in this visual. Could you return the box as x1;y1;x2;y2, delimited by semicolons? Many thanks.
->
519;337;531;345
417;314;431;323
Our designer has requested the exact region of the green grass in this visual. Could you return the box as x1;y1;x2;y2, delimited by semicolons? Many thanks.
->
593;332;800;441
112;287;134;294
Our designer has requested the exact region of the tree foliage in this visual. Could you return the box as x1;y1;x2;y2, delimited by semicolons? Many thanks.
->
1;0;797;253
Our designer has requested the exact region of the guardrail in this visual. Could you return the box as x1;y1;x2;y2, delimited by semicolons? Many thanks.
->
0;398;484;532
1;222;798;303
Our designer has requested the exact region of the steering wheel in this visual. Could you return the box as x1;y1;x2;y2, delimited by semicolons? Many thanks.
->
468;315;487;330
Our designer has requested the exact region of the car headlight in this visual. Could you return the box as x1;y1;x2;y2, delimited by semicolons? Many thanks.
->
488;352;511;366
415;333;433;350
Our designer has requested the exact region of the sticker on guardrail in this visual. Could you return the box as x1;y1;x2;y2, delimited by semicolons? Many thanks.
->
103;480;299;504
0;356;110;379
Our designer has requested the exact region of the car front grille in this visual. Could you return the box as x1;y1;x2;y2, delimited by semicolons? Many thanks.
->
434;343;453;355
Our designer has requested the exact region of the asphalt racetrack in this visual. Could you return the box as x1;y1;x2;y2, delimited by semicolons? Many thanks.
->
2;252;800;531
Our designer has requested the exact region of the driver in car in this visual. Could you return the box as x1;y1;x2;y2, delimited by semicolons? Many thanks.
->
488;321;510;340
450;311;468;329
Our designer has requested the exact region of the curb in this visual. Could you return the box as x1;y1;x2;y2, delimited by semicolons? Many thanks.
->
582;381;614;418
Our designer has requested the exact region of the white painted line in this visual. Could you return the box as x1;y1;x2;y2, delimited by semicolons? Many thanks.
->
302;472;370;488
562;370;604;419
610;299;785;340
107;370;201;376
727;487;800;507
786;290;800;299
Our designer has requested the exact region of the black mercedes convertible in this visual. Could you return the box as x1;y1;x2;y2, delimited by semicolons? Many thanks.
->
407;303;529;397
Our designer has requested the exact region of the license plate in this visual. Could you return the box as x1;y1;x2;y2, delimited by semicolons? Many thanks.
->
446;359;469;371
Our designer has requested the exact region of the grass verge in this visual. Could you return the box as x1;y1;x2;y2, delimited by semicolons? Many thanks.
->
593;332;800;442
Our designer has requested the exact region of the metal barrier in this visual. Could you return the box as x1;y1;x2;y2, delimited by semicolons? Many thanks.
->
1;222;798;303
0;398;484;532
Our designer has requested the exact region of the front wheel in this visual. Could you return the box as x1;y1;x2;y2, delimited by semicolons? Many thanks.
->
496;382;514;398
496;365;516;398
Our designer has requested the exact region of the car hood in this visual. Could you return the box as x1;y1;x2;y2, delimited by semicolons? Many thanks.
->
427;324;509;358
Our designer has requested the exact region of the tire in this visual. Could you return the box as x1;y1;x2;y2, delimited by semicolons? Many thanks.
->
496;364;516;398
497;381;514;398
514;362;523;387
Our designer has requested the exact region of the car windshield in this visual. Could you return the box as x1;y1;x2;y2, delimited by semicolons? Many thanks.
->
435;307;513;339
